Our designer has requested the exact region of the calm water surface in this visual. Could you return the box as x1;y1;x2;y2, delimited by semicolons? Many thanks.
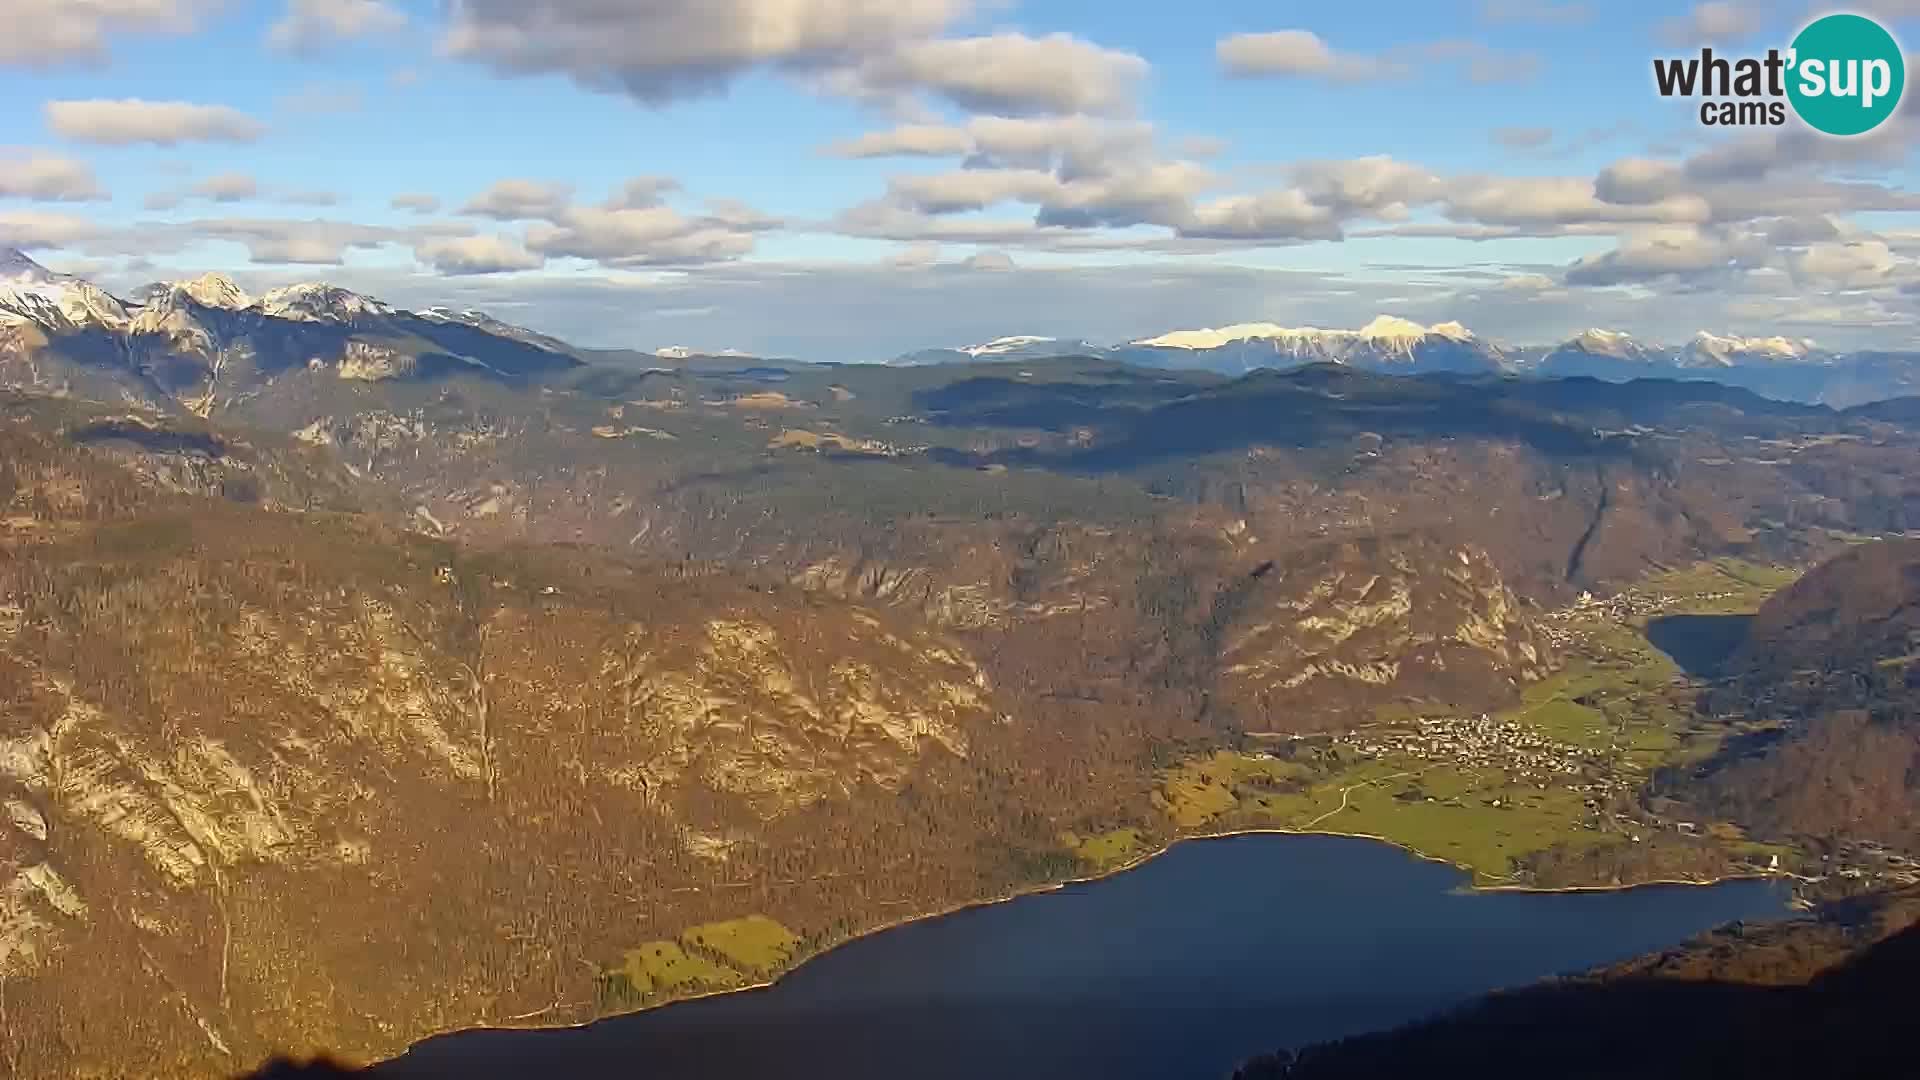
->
375;834;1789;1080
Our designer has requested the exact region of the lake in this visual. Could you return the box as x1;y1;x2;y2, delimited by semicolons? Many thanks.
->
1644;613;1755;677
371;834;1789;1080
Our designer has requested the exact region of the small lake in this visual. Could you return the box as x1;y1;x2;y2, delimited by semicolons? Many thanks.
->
371;835;1789;1080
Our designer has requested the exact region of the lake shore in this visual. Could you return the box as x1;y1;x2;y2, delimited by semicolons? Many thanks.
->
381;823;1792;1061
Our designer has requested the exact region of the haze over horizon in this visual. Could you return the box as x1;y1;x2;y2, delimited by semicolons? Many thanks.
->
4;0;1919;361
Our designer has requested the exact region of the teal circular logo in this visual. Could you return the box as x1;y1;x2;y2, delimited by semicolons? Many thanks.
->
1787;13;1904;136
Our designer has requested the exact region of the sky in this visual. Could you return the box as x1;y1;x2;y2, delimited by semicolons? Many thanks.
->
2;0;1918;361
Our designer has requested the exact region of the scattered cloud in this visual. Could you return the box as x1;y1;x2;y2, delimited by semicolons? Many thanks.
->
963;250;1016;271
0;0;213;67
1788;239;1899;288
834;33;1148;116
825;124;977;158
415;233;546;275
525;203;770;266
1218;32;1540;85
1218;31;1401;81
186;218;469;265
192;172;261;203
391;192;442;213
605;176;683;210
0;211;101;250
269;0;406;52
0;151;107;201
145;172;263;210
440;0;971;104
1566;223;1769;285
45;99;266;146
460;179;576;221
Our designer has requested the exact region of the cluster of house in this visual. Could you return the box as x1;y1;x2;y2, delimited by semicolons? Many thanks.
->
1535;587;1739;649
1345;714;1605;789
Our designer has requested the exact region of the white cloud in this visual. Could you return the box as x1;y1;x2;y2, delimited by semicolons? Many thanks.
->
825;124;977;158
1593;158;1685;204
1565;224;1769;285
45;99;266;146
826;115;1160;180
840;33;1148;116
1217;31;1402;81
0;151;106;201
1181;189;1341;241
269;0;406;51
1789;239;1899;288
179;218;470;265
605;176;683;210
887;168;1063;214
963;250;1016;271
441;0;971;104
1292;156;1444;217
391;192;442;213
1218;32;1539;85
0;211;101;250
1496;272;1559;291
416;234;546;275
145;172;264;211
527;206;762;266
193;172;260;202
0;1;213;67
1446;176;1711;228
461;179;576;221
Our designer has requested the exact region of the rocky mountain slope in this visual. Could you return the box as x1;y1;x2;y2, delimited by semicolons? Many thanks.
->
0;402;1039;1077
3;259;1920;1076
1680;539;1920;851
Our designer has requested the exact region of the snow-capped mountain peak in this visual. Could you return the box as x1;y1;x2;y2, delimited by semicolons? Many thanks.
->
1127;316;1495;369
1563;328;1654;359
177;272;252;311
0;248;128;330
653;345;754;360
1688;331;1814;365
963;335;1057;357
258;283;392;324
0;247;58;283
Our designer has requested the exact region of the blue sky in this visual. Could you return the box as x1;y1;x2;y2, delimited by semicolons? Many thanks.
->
2;0;1918;360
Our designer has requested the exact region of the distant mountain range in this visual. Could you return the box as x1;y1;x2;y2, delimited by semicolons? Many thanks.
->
0;248;576;414
890;319;1920;407
5;247;1918;410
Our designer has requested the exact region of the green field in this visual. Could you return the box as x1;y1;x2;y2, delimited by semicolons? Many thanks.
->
610;940;743;997
1153;560;1805;886
1063;827;1151;871
679;915;802;974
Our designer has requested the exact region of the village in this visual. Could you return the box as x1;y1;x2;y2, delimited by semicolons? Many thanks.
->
1534;586;1741;650
1341;713;1632;800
